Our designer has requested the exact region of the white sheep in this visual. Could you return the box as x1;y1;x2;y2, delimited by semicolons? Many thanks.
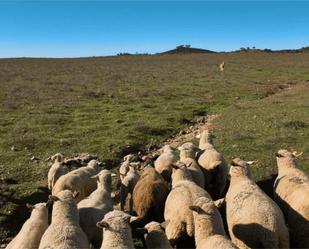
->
189;197;238;249
178;142;205;188
119;154;137;181
39;190;89;249
226;158;289;249
219;61;225;71
52;159;102;202
274;149;309;248
196;129;228;199
120;162;140;214
78;169;113;248
96;210;135;249
5;202;49;249
137;221;172;249
47;153;67;191
154;145;177;182
164;163;212;243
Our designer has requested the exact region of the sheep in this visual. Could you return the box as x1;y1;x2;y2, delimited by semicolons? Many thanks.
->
96;210;135;249
137;221;172;249
154;145;177;182
119;154;137;181
178;142;205;188
164;163;212;243
189;197;238;249
219;61;225;71
78;169;113;248
5;202;49;249
274;149;309;248
120;162;140;214
196;129;228;199
39;190;89;249
52;159;102;202
132;166;169;224
47;153;67;191
226;158;289;249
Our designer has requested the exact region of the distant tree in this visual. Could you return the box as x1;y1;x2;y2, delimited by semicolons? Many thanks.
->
176;45;185;49
185;45;191;48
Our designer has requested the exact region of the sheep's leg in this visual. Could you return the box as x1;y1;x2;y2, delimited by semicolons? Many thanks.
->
129;192;133;215
120;184;128;211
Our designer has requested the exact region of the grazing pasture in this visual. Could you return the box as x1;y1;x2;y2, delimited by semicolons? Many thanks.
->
0;52;308;238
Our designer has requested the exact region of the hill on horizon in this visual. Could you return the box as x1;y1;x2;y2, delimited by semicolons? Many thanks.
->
160;45;216;54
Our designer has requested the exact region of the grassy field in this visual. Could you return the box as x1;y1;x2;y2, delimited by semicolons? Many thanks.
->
0;52;308;235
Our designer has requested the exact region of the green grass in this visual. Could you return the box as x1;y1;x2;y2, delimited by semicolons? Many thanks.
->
0;52;308;228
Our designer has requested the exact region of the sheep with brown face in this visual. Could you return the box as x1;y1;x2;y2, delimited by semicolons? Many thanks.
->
274;149;309;248
226;158;289;249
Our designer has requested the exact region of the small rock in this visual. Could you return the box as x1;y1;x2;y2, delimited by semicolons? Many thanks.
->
10;146;16;151
232;144;238;148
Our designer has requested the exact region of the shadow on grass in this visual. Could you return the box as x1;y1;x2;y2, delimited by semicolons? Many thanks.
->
0;186;49;238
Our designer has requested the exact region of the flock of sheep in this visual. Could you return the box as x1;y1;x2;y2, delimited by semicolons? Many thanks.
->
5;129;309;249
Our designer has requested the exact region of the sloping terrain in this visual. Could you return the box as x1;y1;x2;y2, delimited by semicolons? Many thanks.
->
0;53;308;242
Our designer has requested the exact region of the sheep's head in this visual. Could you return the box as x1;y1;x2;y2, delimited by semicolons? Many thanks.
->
165;219;185;242
276;149;303;159
159;145;173;154
189;197;215;216
137;221;164;235
178;142;198;159
96;210;132;231
229;158;251;178
171;161;192;186
49;190;79;203
93;169;112;187
50;153;64;163
123;154;136;162
275;149;302;169
197;129;215;143
26;202;49;217
87;159;101;170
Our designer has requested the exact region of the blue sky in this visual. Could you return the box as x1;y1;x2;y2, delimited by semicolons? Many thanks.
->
0;1;309;58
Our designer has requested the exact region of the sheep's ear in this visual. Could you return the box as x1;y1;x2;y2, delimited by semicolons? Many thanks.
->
96;221;109;229
177;146;182;151
171;164;179;169
189;205;203;214
246;160;258;166
214;198;225;208
26;203;34;210
45;199;53;208
45;157;51;162
136;228;148;235
111;173;117;177
73;191;79;199
91;174;99;180
48;195;59;202
160;220;169;229
292;151;303;158
129;216;141;224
